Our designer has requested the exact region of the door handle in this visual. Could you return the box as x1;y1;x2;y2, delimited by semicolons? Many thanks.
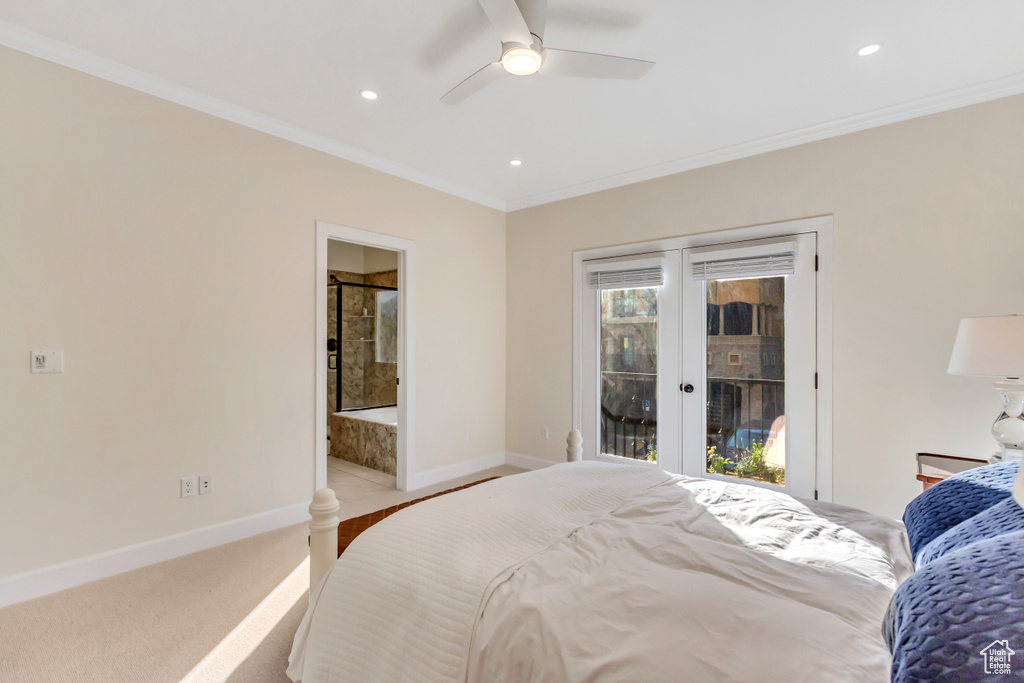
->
682;384;695;393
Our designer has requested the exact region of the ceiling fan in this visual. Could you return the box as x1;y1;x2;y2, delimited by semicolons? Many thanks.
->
441;0;654;104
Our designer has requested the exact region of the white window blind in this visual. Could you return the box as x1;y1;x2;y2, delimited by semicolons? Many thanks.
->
690;240;796;280
587;267;664;290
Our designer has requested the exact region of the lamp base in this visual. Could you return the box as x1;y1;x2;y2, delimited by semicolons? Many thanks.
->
993;379;1024;462
991;448;1024;464
1013;454;1024;509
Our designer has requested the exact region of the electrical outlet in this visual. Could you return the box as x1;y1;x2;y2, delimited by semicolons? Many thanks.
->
198;475;212;495
541;426;549;439
181;477;196;497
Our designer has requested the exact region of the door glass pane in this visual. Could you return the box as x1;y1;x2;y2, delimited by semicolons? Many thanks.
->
600;288;658;462
705;277;786;485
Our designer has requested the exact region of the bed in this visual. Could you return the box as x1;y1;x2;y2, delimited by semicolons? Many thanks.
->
289;431;919;682
885;460;1024;682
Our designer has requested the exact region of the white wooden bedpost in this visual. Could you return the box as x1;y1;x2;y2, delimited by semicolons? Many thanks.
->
309;488;340;595
567;429;583;462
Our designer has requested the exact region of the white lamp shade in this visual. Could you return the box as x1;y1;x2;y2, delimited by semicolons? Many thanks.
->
948;315;1024;377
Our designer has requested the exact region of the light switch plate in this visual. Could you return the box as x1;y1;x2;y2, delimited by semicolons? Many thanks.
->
30;350;64;373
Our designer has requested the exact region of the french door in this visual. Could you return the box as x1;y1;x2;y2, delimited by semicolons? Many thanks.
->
581;252;681;473
580;233;818;498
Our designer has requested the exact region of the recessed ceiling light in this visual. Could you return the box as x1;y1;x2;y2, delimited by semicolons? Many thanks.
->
360;90;378;100
510;159;523;166
857;43;882;57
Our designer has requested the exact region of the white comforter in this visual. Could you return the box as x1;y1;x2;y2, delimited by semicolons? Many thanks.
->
289;462;912;683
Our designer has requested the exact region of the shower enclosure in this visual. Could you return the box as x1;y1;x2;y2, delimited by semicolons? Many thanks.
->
335;280;398;411
328;276;399;474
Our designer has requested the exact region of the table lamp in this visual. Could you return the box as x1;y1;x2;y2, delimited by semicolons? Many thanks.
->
948;315;1024;504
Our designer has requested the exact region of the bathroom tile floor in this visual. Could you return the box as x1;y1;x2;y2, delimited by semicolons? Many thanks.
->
325;455;526;521
327;455;397;487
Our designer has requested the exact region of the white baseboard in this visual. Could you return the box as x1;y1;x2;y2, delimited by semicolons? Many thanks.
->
406;451;507;491
505;452;559;471
0;501;310;609
406;450;558;490
2;450;562;608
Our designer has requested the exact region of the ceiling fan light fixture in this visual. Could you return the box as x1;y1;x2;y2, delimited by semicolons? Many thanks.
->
360;89;378;100
501;46;543;76
856;43;882;57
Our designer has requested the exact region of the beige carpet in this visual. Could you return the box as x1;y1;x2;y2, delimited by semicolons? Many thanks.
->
0;523;310;683
0;463;524;682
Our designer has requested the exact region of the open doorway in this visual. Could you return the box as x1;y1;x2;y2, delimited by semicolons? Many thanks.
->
327;241;398;481
316;221;414;494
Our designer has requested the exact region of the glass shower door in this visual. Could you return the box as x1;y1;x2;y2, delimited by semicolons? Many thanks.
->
338;283;398;411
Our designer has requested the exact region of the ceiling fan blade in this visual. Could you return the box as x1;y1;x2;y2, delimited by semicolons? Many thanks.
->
541;48;654;79
441;62;506;104
477;0;533;45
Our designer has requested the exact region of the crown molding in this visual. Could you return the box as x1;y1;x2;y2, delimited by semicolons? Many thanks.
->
506;70;1024;212
0;22;508;212
4;21;1023;215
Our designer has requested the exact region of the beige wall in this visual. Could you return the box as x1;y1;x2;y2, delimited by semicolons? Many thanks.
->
506;94;1024;519
363;245;398;274
327;240;365;273
4;40;1021;584
0;47;506;578
327;241;398;274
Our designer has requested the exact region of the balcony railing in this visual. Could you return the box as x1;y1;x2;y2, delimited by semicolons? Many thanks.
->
707;377;784;460
599;374;783;464
600;371;656;460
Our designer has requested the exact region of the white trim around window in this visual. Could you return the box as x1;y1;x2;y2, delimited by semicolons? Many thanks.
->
572;215;834;502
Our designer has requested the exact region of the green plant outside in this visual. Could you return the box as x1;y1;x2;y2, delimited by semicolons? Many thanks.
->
706;446;728;474
706;440;785;485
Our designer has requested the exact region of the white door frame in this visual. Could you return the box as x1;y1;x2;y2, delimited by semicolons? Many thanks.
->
315;220;415;492
572;215;834;501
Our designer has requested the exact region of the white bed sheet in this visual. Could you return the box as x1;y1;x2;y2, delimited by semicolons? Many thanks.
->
289;462;912;683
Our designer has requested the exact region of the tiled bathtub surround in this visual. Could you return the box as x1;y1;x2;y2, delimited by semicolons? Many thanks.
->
330;407;398;475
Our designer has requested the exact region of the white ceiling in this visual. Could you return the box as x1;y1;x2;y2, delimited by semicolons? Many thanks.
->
2;1;1024;211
